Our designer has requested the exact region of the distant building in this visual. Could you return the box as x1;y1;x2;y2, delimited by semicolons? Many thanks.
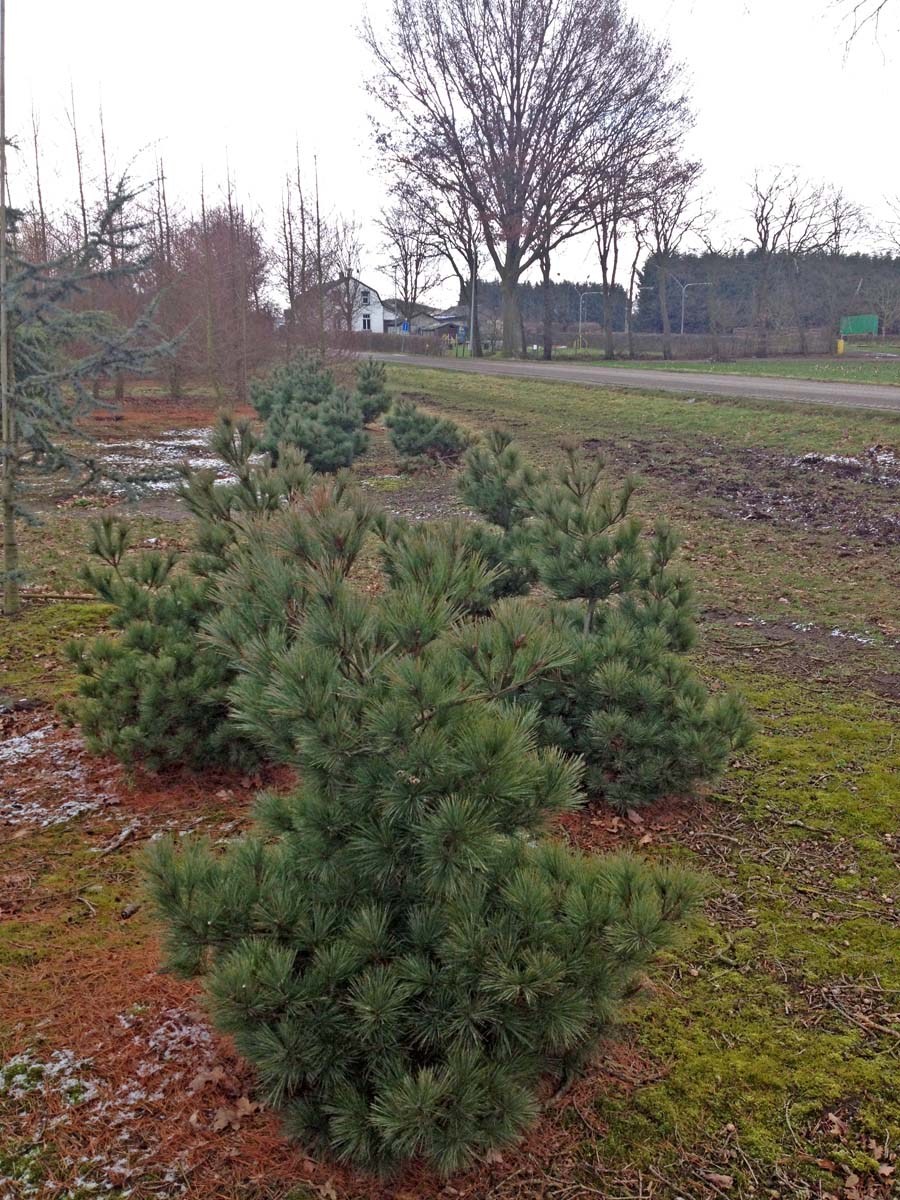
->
383;301;437;335
323;277;387;334
416;304;469;341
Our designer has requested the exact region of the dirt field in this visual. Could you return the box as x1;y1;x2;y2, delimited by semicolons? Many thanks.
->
1;372;898;1200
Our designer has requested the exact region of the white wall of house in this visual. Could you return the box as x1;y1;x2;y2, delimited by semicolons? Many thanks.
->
326;278;386;333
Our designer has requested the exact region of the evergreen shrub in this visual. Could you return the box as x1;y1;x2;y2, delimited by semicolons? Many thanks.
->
252;356;368;472
385;399;472;465
147;559;702;1173
355;357;390;423
519;444;752;808
67;416;316;769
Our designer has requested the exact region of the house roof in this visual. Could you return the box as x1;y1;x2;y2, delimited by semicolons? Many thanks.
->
433;304;468;321
322;276;383;301
382;299;437;319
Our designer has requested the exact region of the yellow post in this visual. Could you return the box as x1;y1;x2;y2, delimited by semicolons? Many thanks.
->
836;337;845;356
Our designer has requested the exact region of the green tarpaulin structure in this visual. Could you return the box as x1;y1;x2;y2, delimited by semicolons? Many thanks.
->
840;314;879;336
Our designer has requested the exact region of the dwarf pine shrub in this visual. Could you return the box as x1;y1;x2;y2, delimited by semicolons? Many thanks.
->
253;356;368;472
386;399;472;465
518;444;753;808
147;557;701;1173
457;429;543;600
67;416;318;769
355;357;390;423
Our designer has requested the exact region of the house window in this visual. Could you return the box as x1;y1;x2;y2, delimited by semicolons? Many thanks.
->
361;289;371;306
362;313;371;331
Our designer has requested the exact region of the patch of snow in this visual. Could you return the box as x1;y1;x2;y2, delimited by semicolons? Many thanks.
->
1;1049;98;1105
0;728;120;829
97;426;243;494
791;445;900;485
4;1007;219;1197
866;444;900;470
0;725;51;765
830;628;876;646
793;452;864;470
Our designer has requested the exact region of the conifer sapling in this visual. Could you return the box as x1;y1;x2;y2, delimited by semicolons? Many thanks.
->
386;399;472;466
355;357;390;424
147;541;702;1174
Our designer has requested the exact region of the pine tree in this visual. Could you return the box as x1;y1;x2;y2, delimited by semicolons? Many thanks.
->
146;542;701;1174
2;181;168;614
66;415;325;769
385;399;472;465
458;429;541;532
355;357;390;424
251;355;336;422
517;444;753;809
379;517;503;616
273;390;368;473
252;355;368;472
457;429;543;600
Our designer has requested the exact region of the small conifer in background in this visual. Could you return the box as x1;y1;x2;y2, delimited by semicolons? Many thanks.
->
385;398;472;465
252;355;368;472
67;416;316;770
354;357;390;423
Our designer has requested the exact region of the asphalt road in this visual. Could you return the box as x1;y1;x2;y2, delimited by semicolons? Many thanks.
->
376;352;900;414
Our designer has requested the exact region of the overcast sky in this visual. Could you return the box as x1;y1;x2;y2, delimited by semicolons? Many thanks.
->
10;0;900;306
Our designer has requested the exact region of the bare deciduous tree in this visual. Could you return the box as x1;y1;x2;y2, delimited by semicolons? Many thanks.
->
406;180;484;353
881;196;900;255
378;186;441;323
862;273;900;336
364;0;683;356
748;169;833;355
840;0;894;41
330;215;366;333
585;31;690;360
746;171;864;352
644;157;705;359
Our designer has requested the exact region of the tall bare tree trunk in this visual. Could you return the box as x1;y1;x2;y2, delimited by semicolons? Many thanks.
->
540;249;553;360
626;244;641;360
100;108;126;405
200;177;222;400
314;158;325;357
31;108;48;262
754;259;770;358
500;247;523;357
789;263;808;355
470;274;482;358
1;0;18;615
658;264;673;361
600;262;615;361
69;86;89;246
238;206;249;404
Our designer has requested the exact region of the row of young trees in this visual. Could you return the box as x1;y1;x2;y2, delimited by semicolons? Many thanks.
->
16;140;333;404
65;358;751;1172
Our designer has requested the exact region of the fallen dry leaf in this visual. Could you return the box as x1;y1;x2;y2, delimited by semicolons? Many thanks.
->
234;1095;260;1117
211;1107;235;1133
188;1066;227;1093
702;1172;734;1189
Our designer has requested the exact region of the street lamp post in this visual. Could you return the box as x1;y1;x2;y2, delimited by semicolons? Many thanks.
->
670;276;712;336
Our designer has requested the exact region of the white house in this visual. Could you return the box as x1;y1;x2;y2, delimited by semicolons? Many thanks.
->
323;276;389;334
